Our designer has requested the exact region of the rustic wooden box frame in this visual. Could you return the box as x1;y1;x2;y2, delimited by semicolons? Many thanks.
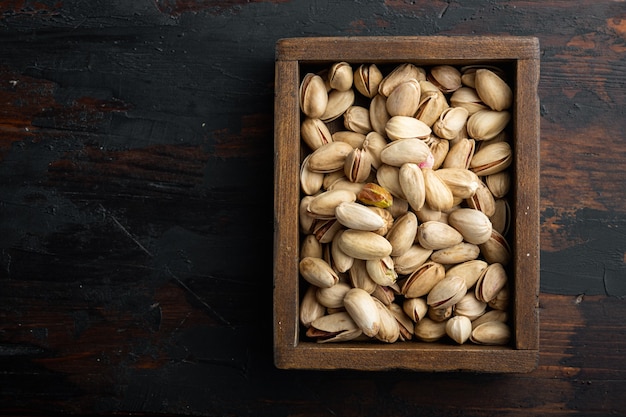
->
274;36;540;372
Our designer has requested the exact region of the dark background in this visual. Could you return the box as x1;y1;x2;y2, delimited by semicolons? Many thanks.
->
0;0;625;415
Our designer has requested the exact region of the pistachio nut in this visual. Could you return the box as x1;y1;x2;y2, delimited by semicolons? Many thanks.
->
385;116;432;141
301;234;323;260
401;261;445;298
348;259;378;294
366;255;398;286
368;206;395;236
471;309;508;329
392;244;433;275
386;195;409;218
432;107;469;140
300;285;326;327
466;109;510;141
312;218;343;244
376;164;405;199
470;141;512;176
306;311;363;343
300;154;325;196
446;315;472;344
479;229;512;265
308;141;354;174
332;130;366;149
344;105;372;135
307;189;357;219
426;275;467;309
460;65;507;89
425;134;450;169
428;65;462;93
416;81;449;127
299;196;316;233
414;203;442;223
435;168;480;199
344;148;372;183
362;131;387;169
385;211;418;257
354;63;383;98
428;304;453;322
386;79;421;117
453;292;487;320
299;256;339;288
489;283;510;310
321;89;355;123
327;178;366;195
328;61;354;92
486;170;511;199
490;198;511;236
417;220;463;250
330;230;354;273
371;284;396;306
357;182;394;208
343;288;381;337
337;229;393;260
414;317;447;342
316;281;351;309
301;117;333;151
443;137;475;169
372;298;400;343
300;73;328;118
448;207;493;244
445;259;488;289
430;242;480;265
380;138;431;168
399;162;426;211
449;86;489;115
474;68;513;111
402;296;428;322
422;168;455;212
388;302;414;341
369;94;391;136
470;321;511;345
475;262;508;303
465;179;496;217
378;63;426;97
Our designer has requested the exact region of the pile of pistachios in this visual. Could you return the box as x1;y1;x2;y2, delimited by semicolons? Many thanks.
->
298;62;513;345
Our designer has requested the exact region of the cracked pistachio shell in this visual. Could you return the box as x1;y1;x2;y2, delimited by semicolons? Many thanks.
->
330;230;354;273
376;164;405;200
357;182;394;209
369;94;391;136
385;211;418;257
454;292;487;321
344;148;372;183
381;138;431;167
301;117;333;151
428;304;453;322
470;141;512;176
300;153;324;196
378;63;426;97
426;275;467;309
362;131;388;169
366;256;398;286
471;309;508;330
414;317;447;342
433;107;469;140
335;201;385;232
460;65;507;89
435;168;480;200
401;261;445;298
373;298;400;343
479;229;512;265
416;80;449;127
489;283;510;310
349;259;378;294
321;89;355;123
300;73;328;118
306;311;363;343
371;284;396;306
307;189;357;220
332;130;366;149
386;79;421;117
449;86;489;115
300;285;326;328
445;259;488;289
466;179;496;217
299;196;316;234
299;256;339;288
300;234;323;260
343;288;381;337
354;63;383;98
428;65;462;93
385;116;432;141
337;229;393;260
486;170;511;199
312;218;342;244
388;303;414;341
470;321;511;345
490;198;511;236
399;162;426;212
443;137;475;169
475;262;508;303
344;105;372;135
316;281;351;309
446;315;472;344
403;296;428;323
328;61;353;91
392;244;433;275
368;207;395;236
423;168;455;212
448;208;493;244
308;141;354;174
475;68;513;111
417;220;463;250
467;109;511;141
430;242;480;265
424;134;450;169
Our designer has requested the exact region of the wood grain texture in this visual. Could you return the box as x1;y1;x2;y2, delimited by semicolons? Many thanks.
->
0;0;624;415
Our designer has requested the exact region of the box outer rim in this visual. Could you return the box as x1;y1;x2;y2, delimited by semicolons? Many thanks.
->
274;36;540;372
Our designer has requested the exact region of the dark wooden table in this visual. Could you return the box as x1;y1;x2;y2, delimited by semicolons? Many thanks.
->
1;1;624;415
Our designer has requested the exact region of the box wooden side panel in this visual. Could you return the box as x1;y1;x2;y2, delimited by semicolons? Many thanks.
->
276;36;540;63
273;59;301;368
513;57;541;351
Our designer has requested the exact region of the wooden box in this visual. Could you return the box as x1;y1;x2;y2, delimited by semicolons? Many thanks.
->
273;36;540;372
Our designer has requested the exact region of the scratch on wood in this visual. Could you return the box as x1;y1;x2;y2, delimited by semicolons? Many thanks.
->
99;204;154;258
438;1;449;18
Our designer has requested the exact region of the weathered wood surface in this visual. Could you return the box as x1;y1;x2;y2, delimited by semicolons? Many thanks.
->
0;0;624;415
